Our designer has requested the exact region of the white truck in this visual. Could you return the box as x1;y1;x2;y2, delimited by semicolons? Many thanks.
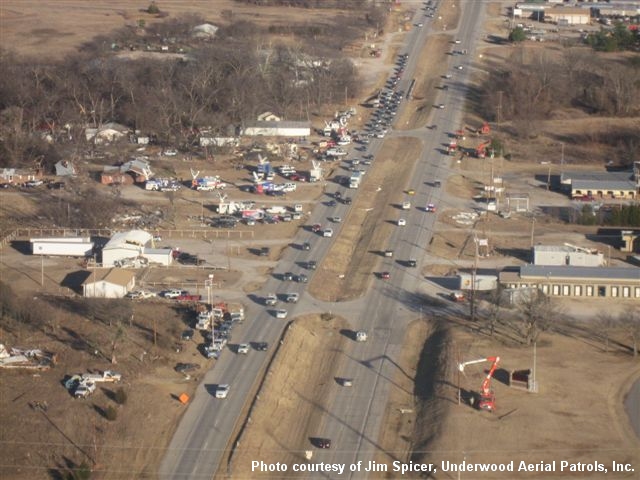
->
81;370;122;383
196;311;213;330
349;171;363;189
265;294;277;306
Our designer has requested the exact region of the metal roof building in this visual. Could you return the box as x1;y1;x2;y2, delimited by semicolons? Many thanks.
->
82;268;136;298
561;170;638;199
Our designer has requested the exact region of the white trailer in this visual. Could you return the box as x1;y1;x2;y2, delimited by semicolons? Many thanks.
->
31;237;94;257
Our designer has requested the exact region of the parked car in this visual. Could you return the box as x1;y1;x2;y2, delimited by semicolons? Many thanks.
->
255;342;269;351
259;247;270;256
311;223;322;233
302;241;311;251
181;329;195;341
402;201;411;210
426;203;437;212
397;218;407;226
306;260;317;270
275;309;288;319
286;293;299;303
283;272;294;281
316;438;331;449
296;273;308;284
380;271;390;279
265;294;278;306
175;363;200;373
237;343;250;354
323;228;334;238
407;259;417;267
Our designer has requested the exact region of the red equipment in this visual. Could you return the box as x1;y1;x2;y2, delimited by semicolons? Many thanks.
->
458;355;500;412
478;122;491;135
475;140;491;158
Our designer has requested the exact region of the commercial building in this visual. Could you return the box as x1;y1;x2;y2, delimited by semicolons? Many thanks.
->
545;7;591;25
561;164;639;199
499;265;640;299
532;245;604;267
101;230;172;267
243;120;311;137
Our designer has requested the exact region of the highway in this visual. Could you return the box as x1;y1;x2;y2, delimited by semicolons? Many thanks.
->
159;1;486;478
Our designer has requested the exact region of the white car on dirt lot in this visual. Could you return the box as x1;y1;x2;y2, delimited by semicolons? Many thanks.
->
397;218;407;226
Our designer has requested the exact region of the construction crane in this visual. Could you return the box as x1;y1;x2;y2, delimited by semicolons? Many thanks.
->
458;355;500;412
475;140;491;158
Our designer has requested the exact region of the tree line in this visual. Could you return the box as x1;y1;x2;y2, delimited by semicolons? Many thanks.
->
477;47;640;145
0;11;381;169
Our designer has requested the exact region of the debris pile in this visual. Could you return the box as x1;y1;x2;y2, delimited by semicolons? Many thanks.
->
0;343;56;370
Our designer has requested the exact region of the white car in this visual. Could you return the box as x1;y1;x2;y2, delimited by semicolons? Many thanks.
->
215;384;230;399
331;216;342;223
454;39;461;44
356;330;368;342
163;149;178;156
237;343;250;355
455;65;463;70
402;201;411;210
323;228;334;238
436;104;445;109
275;309;288;319
286;293;299;303
398;218;407;226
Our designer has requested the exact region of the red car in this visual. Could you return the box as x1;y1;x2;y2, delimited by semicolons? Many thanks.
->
380;271;390;279
311;223;322;233
426;203;437;212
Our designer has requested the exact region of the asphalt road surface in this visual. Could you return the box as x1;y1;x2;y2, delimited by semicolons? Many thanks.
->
159;1;486;478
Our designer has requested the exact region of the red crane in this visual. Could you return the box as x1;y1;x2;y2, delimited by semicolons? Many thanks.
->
458;355;500;412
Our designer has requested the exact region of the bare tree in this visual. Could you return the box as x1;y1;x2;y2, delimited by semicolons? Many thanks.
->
595;310;619;353
618;306;640;358
515;289;561;345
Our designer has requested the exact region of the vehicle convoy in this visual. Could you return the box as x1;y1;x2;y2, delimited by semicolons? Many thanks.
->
458;355;500;412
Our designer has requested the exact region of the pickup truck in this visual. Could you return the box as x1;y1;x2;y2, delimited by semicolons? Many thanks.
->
286;293;299;303
74;381;96;399
81;370;122;383
176;293;202;302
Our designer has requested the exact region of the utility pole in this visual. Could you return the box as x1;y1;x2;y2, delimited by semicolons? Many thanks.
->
497;91;503;124
470;234;479;322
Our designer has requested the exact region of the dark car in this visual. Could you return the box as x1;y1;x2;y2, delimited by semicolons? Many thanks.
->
302;242;311;251
306;260;317;270
181;329;195;341
175;363;200;373
296;273;308;283
407;259;417;267
343;197;353;205
316;438;331;449
283;272;294;281
255;342;269;351
311;223;322;233
327;200;337;207
380;271;390;279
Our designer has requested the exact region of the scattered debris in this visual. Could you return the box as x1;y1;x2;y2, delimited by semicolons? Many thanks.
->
0;344;56;370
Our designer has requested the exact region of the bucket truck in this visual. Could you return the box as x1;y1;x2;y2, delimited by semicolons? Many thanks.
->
458;355;500;412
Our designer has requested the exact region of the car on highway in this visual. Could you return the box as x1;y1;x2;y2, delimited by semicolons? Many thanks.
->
316;438;332;449
306;260;317;270
237;343;250;354
436;104;445;109
407;259;417;268
380;271;390;279
295;273;308;284
331;216;342;223
323;228;334;238
215;384;230;399
302;241;311;251
455;65;463;70
343;197;352;205
356;330;368;342
283;272;294;281
255;342;268;351
340;378;354;387
426;203;437;212
384;250;394;257
327;200;337;207
402;201;411;210
259;247;270;256
454;39;461;44
417;22;423;27
444;74;452;79
311;223;322;233
397;218;407;226
286;293;299;303
265;294;277;306
275;309;288;319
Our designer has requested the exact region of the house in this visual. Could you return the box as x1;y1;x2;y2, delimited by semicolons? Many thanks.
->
55;160;76;177
499;265;640;299
243;120;311;137
0;168;42;185
257;112;282;122
193;23;218;39
561;166;639;200
82;268;136;298
101;158;153;184
84;122;130;144
101;230;172;267
544;7;591;25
